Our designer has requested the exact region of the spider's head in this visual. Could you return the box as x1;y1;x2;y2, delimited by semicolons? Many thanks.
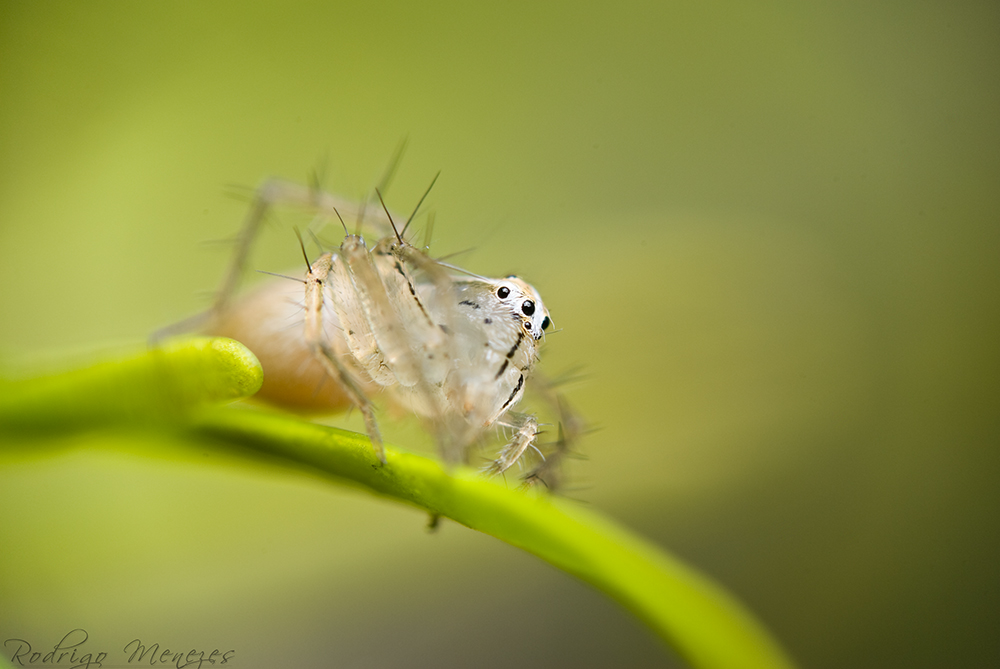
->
492;275;551;341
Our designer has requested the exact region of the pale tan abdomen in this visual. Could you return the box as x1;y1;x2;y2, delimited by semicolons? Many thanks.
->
207;277;364;413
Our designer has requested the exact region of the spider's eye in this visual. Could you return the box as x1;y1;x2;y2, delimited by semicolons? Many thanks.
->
540;316;550;330
521;300;535;316
497;286;510;299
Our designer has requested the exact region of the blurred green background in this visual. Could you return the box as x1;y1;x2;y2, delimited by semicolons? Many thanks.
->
1;1;998;667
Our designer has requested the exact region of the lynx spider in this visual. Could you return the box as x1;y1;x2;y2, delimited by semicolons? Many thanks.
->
199;169;579;485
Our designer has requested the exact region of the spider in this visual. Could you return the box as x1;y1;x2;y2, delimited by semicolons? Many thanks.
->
179;167;579;486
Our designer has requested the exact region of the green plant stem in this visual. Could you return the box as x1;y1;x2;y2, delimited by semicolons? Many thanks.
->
194;407;795;669
0;337;262;430
0;338;796;669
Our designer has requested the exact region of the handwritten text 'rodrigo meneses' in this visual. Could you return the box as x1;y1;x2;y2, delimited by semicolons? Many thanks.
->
4;629;235;669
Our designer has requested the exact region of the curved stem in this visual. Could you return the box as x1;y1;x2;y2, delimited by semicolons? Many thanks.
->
0;338;796;669
194;407;795;669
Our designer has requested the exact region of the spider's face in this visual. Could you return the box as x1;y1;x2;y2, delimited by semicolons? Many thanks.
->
492;276;551;341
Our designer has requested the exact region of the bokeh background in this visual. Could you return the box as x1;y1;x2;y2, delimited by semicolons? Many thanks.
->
1;2;998;667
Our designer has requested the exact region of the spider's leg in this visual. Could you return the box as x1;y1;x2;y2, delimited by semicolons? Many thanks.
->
522;371;587;490
484;411;539;476
338;236;426;388
303;251;385;464
213;178;397;318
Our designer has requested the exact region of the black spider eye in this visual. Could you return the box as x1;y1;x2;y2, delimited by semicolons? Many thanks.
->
497;286;510;299
521;300;535;316
541;316;550;330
